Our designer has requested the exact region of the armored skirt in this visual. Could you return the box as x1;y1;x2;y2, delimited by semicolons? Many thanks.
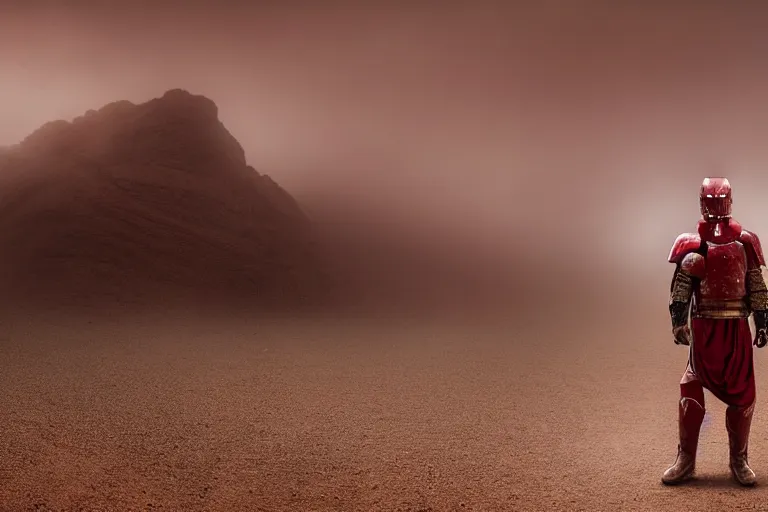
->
686;317;755;408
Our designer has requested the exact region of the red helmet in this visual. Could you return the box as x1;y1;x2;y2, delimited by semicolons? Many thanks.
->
700;177;732;221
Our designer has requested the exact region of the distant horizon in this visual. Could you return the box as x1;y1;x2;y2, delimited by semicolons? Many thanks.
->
3;1;768;300
3;4;768;510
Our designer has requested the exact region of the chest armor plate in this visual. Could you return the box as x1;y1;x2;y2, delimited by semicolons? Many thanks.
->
697;241;747;300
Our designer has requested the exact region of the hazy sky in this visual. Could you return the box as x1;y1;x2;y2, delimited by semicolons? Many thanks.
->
3;0;768;287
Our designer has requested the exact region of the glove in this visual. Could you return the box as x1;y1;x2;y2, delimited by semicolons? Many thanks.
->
673;324;692;346
669;301;690;346
755;329;768;348
754;310;768;348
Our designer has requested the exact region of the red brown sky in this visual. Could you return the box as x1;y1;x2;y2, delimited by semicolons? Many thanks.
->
2;0;768;290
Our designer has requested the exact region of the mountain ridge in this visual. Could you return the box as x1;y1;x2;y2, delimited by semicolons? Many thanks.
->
0;89;324;312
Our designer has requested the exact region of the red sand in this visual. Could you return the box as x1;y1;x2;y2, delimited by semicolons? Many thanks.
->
1;312;767;511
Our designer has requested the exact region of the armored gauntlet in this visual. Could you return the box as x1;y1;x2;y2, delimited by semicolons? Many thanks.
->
669;270;693;346
669;252;704;346
670;270;693;327
747;269;768;348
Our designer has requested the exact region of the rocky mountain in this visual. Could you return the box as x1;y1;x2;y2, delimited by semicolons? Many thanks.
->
0;90;325;311
0;88;556;318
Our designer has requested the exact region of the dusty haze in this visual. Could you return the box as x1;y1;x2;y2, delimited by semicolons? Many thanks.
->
4;2;768;511
4;1;768;306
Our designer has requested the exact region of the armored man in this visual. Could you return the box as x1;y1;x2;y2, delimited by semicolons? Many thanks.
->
663;177;768;485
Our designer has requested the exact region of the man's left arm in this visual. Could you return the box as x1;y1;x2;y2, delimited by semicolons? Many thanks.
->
741;230;768;348
746;269;768;348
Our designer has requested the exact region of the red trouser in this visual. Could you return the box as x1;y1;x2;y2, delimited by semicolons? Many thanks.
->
681;317;755;408
666;317;757;485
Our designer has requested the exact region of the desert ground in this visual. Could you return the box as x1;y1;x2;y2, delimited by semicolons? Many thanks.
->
2;306;768;511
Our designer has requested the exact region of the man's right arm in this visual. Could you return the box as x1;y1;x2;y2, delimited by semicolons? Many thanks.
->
669;252;705;346
668;234;705;346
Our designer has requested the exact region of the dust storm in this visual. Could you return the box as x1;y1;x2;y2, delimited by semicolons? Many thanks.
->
2;2;768;510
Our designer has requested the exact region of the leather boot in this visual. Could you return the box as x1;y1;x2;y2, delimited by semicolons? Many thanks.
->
662;397;705;484
726;402;757;486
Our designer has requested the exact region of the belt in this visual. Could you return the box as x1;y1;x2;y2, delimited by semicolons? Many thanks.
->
693;298;750;318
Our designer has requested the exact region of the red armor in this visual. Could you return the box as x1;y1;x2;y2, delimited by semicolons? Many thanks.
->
668;233;702;264
739;230;766;268
697;238;747;301
664;177;765;486
680;253;705;279
669;217;754;316
700;177;733;220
